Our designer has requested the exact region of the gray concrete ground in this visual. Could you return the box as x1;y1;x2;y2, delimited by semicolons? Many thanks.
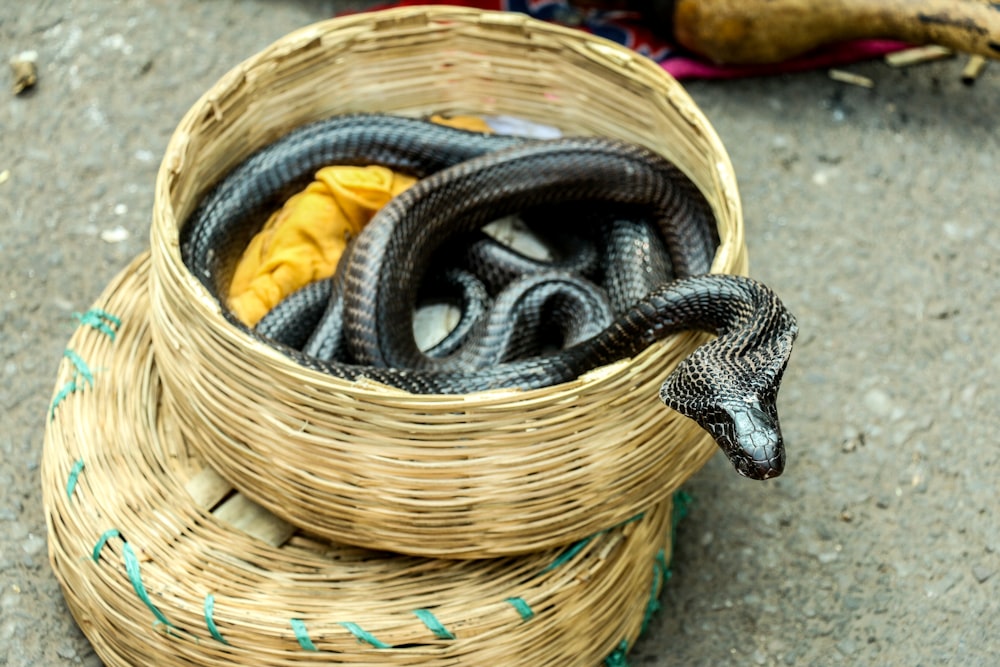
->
2;1;998;665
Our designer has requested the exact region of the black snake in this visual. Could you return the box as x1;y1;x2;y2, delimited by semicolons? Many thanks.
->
180;114;798;480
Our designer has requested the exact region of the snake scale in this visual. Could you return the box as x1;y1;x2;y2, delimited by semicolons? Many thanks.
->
181;114;798;480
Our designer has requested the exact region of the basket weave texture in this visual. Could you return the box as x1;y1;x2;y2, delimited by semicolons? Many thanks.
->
148;6;747;558
42;255;679;666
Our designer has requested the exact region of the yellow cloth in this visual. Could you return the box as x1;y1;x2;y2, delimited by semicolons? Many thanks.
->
227;115;494;326
428;114;493;134
228;166;417;325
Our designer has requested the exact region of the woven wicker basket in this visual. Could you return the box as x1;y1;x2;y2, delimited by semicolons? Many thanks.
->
42;254;680;666
148;6;746;558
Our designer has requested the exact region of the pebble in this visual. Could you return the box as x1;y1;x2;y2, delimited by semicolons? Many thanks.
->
972;565;994;584
0;622;18;643
862;388;893;418
924;299;958;319
841;432;864;453
925;571;962;598
817;551;839;564
1;590;18;610
21;533;46;557
836;639;857;656
99;225;129;243
57;643;77;660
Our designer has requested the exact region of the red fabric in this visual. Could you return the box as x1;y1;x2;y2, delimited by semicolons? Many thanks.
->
354;1;907;80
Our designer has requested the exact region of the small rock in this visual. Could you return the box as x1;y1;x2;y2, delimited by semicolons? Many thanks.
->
100;225;130;243
811;169;834;186
0;591;18;610
57;643;77;660
863;388;893;418
10;51;38;95
958;384;978;406
835;639;857;656
926;571;962;597
842;432;865;453
21;533;45;556
925;299;959;320
817;551;839;564
972;566;994;584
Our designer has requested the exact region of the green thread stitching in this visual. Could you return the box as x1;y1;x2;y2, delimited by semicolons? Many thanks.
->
91;531;174;629
73;308;121;340
604;639;630;666
92;529;121;562
641;550;665;635
412;609;455;640
543;535;591;572
91;308;121;327
49;379;78;420
66;459;85;499
290;619;318;651
63;349;95;387
505;597;534;621
204;594;228;645
122;542;175;629
543;512;645;573
50;343;107;422
339;621;391;649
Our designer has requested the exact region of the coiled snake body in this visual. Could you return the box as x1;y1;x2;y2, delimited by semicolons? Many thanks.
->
181;114;798;480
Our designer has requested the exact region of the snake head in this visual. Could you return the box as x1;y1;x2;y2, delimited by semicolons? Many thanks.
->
659;313;796;481
662;391;787;480
696;399;785;480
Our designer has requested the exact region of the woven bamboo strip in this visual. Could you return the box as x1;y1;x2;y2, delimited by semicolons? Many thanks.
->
147;6;746;557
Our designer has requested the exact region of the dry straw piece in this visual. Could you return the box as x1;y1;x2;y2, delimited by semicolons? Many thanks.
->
148;6;747;557
42;254;681;666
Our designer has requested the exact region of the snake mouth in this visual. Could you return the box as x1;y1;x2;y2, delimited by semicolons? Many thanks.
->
733;452;784;480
